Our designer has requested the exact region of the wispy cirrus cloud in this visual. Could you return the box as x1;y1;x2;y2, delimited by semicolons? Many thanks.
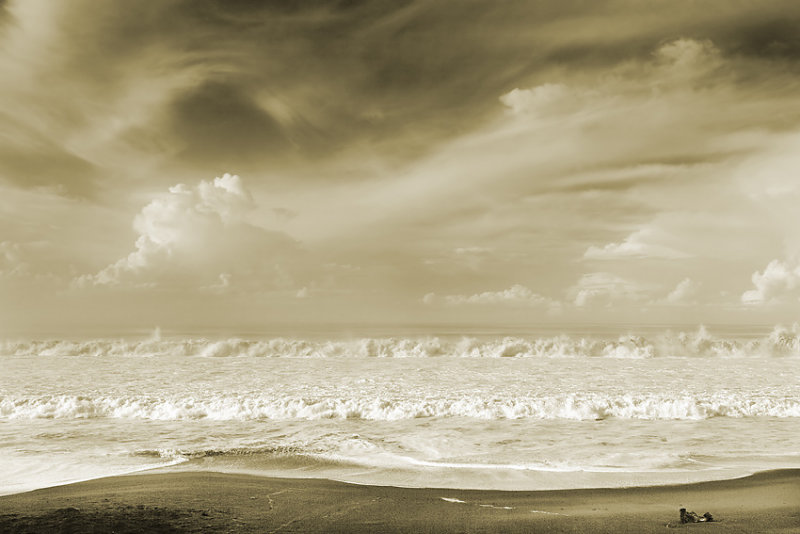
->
4;1;800;330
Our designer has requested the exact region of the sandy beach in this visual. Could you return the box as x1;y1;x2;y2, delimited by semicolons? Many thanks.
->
6;0;800;530
0;469;797;533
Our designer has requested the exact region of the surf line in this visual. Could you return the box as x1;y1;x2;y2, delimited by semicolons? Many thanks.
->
440;497;516;510
440;497;467;503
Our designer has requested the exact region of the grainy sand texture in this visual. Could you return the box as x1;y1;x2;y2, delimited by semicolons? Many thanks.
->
1;469;798;533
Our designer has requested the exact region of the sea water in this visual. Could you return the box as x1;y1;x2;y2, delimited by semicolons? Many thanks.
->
1;325;799;495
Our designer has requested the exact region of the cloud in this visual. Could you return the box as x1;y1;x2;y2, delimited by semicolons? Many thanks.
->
499;83;571;115
0;131;97;198
652;38;721;76
0;239;67;283
200;272;232;294
454;246;492;255
735;133;800;257
0;241;27;277
741;259;800;304
165;81;292;171
583;228;689;260
422;246;497;274
664;277;701;304
735;134;800;306
571;272;650;307
74;174;299;291
717;16;800;59
0;240;39;279
423;284;553;308
5;2;788;198
7;3;800;331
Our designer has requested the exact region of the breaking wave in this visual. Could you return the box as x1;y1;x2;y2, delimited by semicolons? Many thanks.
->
3;325;800;359
2;392;798;421
131;445;701;474
133;445;308;461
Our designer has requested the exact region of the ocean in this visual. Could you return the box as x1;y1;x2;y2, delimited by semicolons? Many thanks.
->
1;324;799;496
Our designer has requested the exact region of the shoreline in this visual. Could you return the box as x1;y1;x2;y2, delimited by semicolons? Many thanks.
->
1;469;798;533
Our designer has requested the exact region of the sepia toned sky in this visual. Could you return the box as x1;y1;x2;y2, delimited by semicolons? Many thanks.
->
3;0;800;334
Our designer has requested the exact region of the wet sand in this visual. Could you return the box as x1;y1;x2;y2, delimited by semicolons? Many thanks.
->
0;469;798;533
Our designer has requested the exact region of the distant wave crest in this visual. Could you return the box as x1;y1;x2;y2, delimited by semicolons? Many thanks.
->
2;392;798;421
4;325;800;359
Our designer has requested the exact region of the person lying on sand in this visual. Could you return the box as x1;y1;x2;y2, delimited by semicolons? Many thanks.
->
680;508;714;523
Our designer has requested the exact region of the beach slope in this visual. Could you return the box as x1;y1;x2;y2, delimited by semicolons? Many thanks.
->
0;469;798;533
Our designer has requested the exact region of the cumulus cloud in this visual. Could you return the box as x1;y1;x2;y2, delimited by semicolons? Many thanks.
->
741;259;800;304
8;3;800;331
735;136;800;306
571;272;650;307
735;134;800;254
583;228;689;260
664;277;701;304
423;284;553;308
653;38;722;76
74;174;299;291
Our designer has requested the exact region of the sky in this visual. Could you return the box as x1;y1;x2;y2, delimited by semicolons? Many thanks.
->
2;0;800;335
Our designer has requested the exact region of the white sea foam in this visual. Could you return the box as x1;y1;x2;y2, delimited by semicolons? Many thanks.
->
3;325;800;359
3;325;799;496
0;453;187;497
131;442;703;478
2;392;798;421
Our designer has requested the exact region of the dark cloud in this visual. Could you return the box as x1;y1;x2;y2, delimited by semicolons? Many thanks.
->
5;0;800;191
556;175;668;194
0;1;9;26
189;0;385;21
723;17;800;60
552;154;736;195
65;2;620;162
0;146;95;198
166;81;291;173
6;0;800;329
0;112;96;198
150;1;800;164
